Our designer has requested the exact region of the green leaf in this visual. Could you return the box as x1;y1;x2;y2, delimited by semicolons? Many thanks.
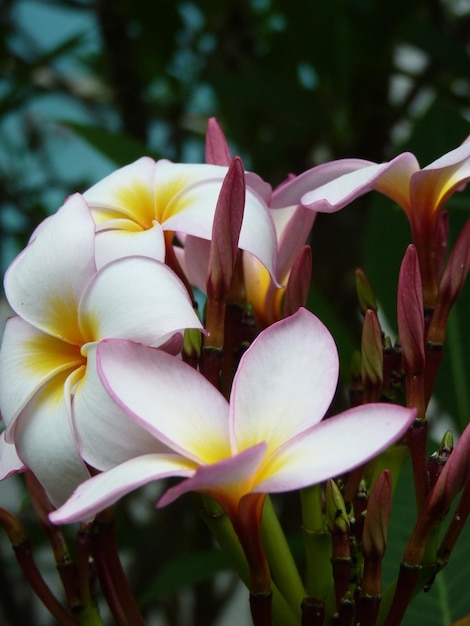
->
381;460;470;625
57;121;151;166
139;549;231;604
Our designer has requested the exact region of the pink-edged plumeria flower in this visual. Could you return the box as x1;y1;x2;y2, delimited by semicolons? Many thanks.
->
291;140;470;307
82;157;278;281
50;308;415;525
0;194;203;506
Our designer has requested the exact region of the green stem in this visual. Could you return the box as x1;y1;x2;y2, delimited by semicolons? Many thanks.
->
199;496;298;626
300;485;333;604
261;496;304;617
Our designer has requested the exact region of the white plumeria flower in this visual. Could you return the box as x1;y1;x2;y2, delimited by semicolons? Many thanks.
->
0;194;202;506
51;308;415;524
82;157;278;280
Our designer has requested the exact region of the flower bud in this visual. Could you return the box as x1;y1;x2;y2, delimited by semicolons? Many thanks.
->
397;245;425;376
356;268;377;313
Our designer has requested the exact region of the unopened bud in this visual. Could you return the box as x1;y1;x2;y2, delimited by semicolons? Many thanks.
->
356;268;377;313
361;309;383;386
326;479;350;535
427;430;454;490
362;471;392;560
397;245;425;375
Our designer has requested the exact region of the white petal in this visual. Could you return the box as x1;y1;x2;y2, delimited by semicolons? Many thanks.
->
84;157;157;227
97;339;232;464
50;453;196;524
78;256;202;344
0;432;25;479
94;223;166;269
231;309;338;455
0;317;83;430
162;177;278;281
73;343;169;470
4;195;96;344
13;372;90;507
253;404;416;493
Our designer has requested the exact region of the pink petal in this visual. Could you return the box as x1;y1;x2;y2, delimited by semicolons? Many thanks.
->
78;256;202;344
410;142;470;213
253;404;416;493
73;343;169;470
157;443;267;510
50;453;197;524
270;159;376;208
177;236;211;293
4;195;96;344
97;340;232;464
0;317;83;431
275;204;316;280
205;117;232;166
301;153;419;213
13;371;90;506
230;308;339;455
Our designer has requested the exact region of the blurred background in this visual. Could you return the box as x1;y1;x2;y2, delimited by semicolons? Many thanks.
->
1;1;470;624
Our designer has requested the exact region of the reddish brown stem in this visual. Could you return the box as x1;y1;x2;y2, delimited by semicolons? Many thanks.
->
90;515;146;626
13;539;79;626
250;592;273;626
301;597;325;626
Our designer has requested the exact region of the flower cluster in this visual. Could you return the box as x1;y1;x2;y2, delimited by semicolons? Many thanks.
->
1;119;469;626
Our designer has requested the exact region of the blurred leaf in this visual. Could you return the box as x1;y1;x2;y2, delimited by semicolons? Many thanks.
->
382;460;470;625
139;549;230;604
58;121;151;165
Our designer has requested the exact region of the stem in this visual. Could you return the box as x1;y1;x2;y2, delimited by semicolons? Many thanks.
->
261;496;304;616
90;513;146;626
382;563;421;626
199;495;297;626
300;485;333;602
13;539;80;626
407;418;429;515
301;597;325;626
250;591;273;626
0;508;79;626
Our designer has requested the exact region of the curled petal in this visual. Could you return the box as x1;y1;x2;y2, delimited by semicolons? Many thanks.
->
410;140;470;212
163;178;278;282
177;236;211;293
97;340;231;464
253;404;416;493
94;223;166;268
78;256;202;344
0;317;83;430
84;157;157;226
301;153;419;214
270;159;376;208
4;195;96;344
73;343;168;470
157;444;267;510
50;454;197;524
275;205;316;281
0;432;25;479
13;371;90;506
231;308;338;455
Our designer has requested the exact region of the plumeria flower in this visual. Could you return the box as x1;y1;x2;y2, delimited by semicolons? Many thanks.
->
82;157;278;283
289;140;470;307
0;194;203;506
50;308;415;526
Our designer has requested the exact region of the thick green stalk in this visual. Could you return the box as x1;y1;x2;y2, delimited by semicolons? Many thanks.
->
260;496;304;617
